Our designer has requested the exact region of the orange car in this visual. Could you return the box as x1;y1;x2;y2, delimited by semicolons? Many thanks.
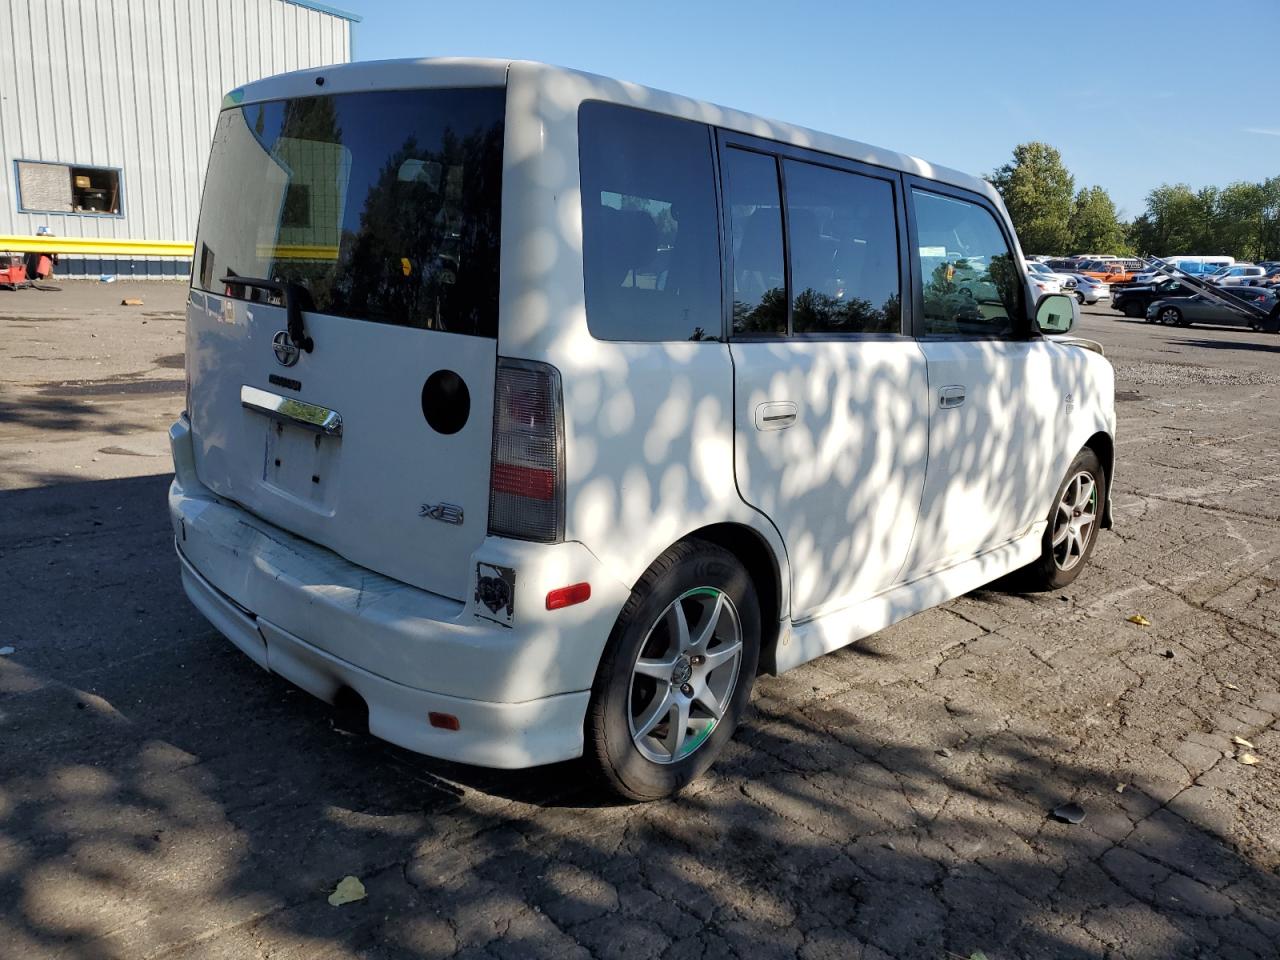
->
1078;259;1143;284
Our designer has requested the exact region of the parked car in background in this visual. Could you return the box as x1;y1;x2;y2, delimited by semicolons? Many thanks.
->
1242;267;1280;288
1045;257;1083;272
1028;261;1077;291
1067;274;1110;305
1112;277;1193;317
1078;260;1141;284
1211;264;1266;286
1146;287;1278;330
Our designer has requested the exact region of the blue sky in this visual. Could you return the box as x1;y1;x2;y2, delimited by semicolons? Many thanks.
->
340;0;1274;219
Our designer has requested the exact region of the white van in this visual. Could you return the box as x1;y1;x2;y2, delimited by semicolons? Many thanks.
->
171;59;1116;799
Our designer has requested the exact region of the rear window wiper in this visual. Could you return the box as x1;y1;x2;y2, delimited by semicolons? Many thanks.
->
220;276;315;353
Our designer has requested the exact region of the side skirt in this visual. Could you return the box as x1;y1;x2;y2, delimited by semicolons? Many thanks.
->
774;527;1045;674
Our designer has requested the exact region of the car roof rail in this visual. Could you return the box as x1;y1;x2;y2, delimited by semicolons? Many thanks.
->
1139;257;1273;321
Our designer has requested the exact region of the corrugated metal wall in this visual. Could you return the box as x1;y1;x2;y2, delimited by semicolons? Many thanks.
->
0;0;351;265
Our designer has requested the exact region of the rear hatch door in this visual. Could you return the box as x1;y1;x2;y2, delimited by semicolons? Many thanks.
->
186;85;505;601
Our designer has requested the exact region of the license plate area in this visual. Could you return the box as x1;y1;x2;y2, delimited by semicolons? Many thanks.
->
262;419;341;511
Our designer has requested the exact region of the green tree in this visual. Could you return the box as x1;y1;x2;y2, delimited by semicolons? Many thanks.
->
988;142;1074;255
1217;181;1269;262
1127;184;1216;256
1067;186;1130;255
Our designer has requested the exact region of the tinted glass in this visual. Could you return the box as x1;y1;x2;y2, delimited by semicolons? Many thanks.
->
579;102;721;342
912;189;1023;338
194;88;503;337
783;160;900;335
725;149;787;336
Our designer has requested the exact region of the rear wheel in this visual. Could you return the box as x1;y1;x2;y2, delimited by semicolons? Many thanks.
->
1015;448;1104;591
1076;291;1087;305
586;540;760;801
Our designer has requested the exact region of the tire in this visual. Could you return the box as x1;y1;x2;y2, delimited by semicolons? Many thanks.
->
1076;291;1087;305
585;539;760;801
1158;306;1183;326
1015;448;1105;591
1122;302;1144;318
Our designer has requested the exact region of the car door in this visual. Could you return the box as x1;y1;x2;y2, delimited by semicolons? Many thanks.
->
899;181;1067;577
721;134;930;622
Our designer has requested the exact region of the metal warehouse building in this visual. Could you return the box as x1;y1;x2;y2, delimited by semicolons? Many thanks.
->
0;0;357;277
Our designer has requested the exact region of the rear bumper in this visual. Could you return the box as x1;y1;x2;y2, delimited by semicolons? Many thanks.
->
168;417;629;769
177;551;591;767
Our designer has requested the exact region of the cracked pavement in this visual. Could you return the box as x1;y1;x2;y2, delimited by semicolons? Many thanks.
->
2;285;1279;959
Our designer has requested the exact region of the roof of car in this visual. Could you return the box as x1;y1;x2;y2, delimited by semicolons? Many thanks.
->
231;57;1003;210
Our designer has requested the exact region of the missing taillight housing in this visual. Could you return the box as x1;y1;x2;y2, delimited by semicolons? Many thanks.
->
488;358;565;542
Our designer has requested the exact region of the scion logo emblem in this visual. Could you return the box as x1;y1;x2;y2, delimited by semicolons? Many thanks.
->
272;330;300;367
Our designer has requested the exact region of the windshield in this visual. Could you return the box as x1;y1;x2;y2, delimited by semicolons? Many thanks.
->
193;87;505;337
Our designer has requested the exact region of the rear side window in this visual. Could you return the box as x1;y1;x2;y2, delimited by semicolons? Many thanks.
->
194;87;504;337
784;159;902;335
912;189;1024;338
579;102;721;342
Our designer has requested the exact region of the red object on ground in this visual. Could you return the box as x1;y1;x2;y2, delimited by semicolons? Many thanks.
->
0;253;29;289
28;253;54;279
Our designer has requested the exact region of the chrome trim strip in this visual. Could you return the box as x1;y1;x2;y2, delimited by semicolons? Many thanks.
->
240;385;343;437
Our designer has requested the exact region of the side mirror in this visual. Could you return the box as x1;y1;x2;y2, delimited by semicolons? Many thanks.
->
1034;292;1076;335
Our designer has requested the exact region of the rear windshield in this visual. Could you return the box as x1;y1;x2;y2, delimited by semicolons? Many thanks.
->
193;87;504;337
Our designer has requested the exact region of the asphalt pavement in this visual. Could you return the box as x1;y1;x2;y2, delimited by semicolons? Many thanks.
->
2;283;1279;959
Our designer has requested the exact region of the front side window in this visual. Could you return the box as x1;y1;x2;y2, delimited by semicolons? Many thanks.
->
579;102;721;342
912;189;1024;338
784;160;901;335
724;148;787;337
194;87;504;337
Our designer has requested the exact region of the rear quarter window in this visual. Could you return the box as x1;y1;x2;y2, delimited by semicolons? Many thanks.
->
578;102;722;342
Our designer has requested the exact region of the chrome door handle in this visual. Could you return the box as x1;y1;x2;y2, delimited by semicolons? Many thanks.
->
938;385;966;409
241;385;343;436
754;401;798;431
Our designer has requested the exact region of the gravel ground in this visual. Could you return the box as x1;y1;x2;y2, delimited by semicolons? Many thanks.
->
1;285;1279;959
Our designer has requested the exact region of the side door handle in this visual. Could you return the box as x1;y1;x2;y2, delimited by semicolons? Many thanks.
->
754;401;798;431
938;385;966;409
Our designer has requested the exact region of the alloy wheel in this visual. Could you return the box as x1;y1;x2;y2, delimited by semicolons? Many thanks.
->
1051;471;1098;572
628;587;743;764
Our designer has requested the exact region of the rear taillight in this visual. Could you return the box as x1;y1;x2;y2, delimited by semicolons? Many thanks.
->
488;358;564;542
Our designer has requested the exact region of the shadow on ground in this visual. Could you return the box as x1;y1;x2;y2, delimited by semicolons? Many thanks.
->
1;475;1278;959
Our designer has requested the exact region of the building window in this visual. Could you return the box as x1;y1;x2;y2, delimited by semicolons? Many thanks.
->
15;160;123;216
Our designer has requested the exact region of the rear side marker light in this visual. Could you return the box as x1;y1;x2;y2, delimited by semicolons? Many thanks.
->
428;712;460;731
546;582;591;610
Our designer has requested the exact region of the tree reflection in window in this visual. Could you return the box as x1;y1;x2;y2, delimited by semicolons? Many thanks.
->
913;189;1022;338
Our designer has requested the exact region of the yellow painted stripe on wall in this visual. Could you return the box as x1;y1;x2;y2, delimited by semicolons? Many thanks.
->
4;237;342;261
0;236;193;257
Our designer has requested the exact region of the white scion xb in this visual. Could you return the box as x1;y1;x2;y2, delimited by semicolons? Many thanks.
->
171;58;1116;799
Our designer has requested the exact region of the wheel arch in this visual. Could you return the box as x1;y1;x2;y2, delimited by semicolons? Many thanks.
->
1084;430;1115;529
679;521;787;676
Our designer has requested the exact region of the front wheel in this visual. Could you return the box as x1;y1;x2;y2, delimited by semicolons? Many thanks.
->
1015;448;1105;591
1076;291;1087;305
586;539;760;801
1159;306;1183;326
